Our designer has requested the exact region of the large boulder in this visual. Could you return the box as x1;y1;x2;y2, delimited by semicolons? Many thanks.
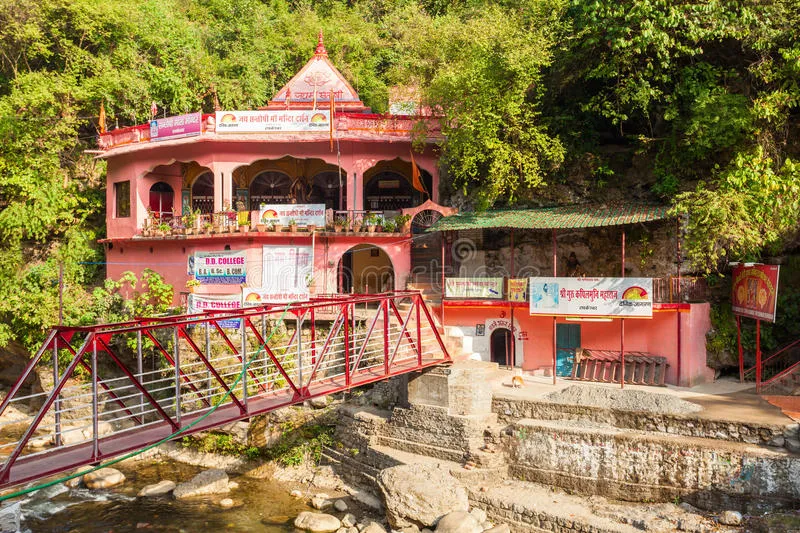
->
138;480;176;497
173;469;230;499
294;512;342;533
83;468;126;490
434;512;482;533
376;464;469;528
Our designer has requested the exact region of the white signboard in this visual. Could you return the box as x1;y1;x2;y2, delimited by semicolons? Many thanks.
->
215;110;330;134
258;204;326;227
260;245;313;302
190;250;247;284
243;287;310;306
529;277;653;318
187;293;241;328
445;278;504;299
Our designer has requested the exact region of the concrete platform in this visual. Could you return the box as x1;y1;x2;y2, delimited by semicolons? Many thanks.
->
486;367;795;427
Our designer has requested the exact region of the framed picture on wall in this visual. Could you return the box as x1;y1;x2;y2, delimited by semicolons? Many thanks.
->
181;189;191;215
235;188;250;211
475;324;485;336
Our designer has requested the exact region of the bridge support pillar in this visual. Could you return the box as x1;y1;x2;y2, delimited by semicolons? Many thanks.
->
407;361;492;417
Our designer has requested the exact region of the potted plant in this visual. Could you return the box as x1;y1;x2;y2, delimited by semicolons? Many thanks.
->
395;214;412;233
156;222;171;237
306;223;316;233
352;217;362;233
256;221;267;232
383;220;397;233
287;218;297;232
334;215;348;233
273;221;283;232
203;221;213;234
186;277;201;294
364;213;377;235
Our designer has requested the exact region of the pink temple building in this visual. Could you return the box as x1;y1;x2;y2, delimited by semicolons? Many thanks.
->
97;34;714;387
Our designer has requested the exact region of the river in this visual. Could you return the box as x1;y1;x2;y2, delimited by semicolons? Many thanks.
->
18;459;313;533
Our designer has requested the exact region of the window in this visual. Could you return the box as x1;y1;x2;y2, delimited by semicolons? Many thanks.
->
115;181;131;218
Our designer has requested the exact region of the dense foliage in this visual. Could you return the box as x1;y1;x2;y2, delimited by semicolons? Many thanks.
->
0;0;798;354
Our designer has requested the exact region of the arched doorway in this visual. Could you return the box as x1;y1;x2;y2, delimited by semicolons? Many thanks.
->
490;328;513;366
149;182;174;219
310;171;345;210
250;171;292;206
410;210;443;282
364;171;414;211
191;172;214;214
338;244;394;295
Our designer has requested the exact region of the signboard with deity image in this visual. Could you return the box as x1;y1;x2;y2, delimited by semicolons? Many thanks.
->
528;277;653;318
731;264;780;322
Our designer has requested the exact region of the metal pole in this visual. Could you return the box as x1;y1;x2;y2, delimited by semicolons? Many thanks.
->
137;329;144;422
91;338;99;460
441;231;446;325
737;315;744;383
621;230;626;389
53;337;61;446
552;229;557;385
297;312;304;389
756;319;762;393
205;321;212;402
241;317;248;409
174;327;181;427
417;294;423;366
510;228;515;368
383;298;390;375
343;303;351;387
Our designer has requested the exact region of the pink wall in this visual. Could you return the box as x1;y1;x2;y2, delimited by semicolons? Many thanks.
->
443;303;714;387
104;233;412;303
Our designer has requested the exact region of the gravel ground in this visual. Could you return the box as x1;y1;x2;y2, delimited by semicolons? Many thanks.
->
544;385;703;415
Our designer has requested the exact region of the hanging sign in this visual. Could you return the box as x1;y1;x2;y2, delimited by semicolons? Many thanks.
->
731;264;780;322
258;204;326;227
149;112;202;141
260;245;313;302
187;293;241;328
445;278;504;299
191;250;247;284
528;277;653;318
215;110;330;134
507;279;528;302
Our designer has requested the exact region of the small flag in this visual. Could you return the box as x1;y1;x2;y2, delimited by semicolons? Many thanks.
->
410;151;428;196
329;95;335;152
312;86;317;111
150;101;158;118
98;101;107;134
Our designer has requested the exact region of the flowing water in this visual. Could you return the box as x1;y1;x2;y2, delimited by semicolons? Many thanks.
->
17;460;313;533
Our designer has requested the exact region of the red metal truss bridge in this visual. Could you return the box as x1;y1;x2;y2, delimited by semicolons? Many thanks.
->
0;292;450;491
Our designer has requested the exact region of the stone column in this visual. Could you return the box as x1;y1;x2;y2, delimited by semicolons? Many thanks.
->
407;362;492;417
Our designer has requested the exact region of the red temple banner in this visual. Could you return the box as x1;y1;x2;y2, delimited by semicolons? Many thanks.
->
731;264;780;322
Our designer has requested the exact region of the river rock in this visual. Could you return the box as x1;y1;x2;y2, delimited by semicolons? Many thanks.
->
294;511;342;533
718;510;742;526
399;525;420;533
83;468;126;489
468;509;487;524
219;498;234;508
291;489;304;498
312;493;333;510
173;469;230;499
309;395;331;409
362;522;387;533
434;511;482;533
483;525;508;533
228;481;239;490
65;465;93;488
376;464;469;528
785;438;800;453
0;502;20;533
342;513;357;527
334;500;348;512
138;480;176;497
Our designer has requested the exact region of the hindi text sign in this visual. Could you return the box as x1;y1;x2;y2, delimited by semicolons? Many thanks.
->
260;245;313;302
191;250;247;284
150;112;202;141
529;277;653;318
445;278;504;299
216;110;330;134
258;204;326;228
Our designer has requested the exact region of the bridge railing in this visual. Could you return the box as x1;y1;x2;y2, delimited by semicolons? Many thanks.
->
0;291;449;489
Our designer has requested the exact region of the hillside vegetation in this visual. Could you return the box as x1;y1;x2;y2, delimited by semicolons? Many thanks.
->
0;0;798;354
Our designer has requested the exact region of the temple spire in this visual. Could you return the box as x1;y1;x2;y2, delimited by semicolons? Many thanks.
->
315;31;328;57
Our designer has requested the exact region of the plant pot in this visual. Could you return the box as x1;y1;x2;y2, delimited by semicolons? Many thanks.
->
273;224;283;232
401;222;411;233
367;225;376;235
239;225;247;233
306;224;316;233
288;224;297;233
352;223;362;233
334;225;343;233
256;224;266;232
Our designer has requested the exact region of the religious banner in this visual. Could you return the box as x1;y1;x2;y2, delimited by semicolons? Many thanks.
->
149;112;202;141
243;287;310;306
445;278;504;299
258;204;326;227
215;110;330;134
261;245;313;301
731;264;780;322
528;277;653;318
507;279;528;302
190;250;247;284
187;293;241;328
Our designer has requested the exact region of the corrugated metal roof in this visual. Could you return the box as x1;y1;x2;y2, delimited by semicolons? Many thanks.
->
427;203;670;232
